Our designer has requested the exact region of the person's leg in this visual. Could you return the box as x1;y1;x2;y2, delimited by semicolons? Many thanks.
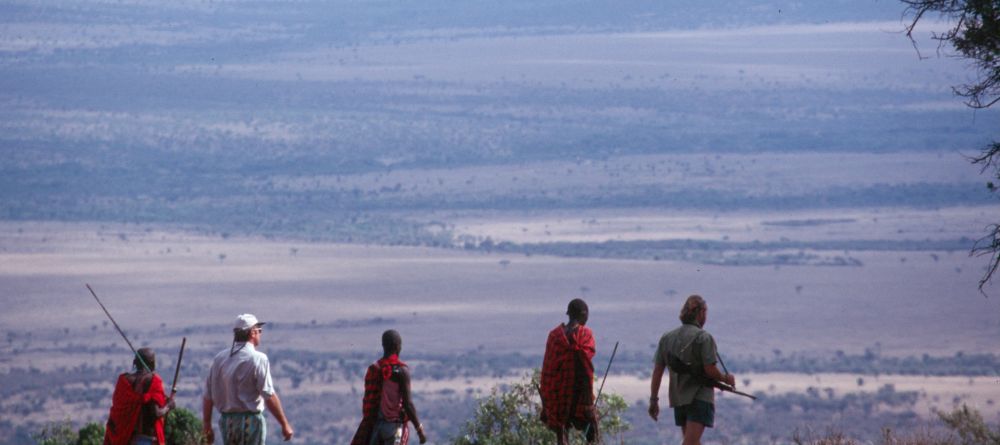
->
369;421;398;445
255;413;266;445
584;406;599;443
681;421;705;445
681;400;714;445
555;427;569;445
675;404;688;442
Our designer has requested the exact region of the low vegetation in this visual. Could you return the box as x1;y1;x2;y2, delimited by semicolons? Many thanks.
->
30;409;202;445
7;347;999;444
452;371;629;445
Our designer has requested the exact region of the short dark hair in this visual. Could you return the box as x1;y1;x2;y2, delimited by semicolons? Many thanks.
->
382;329;402;354
567;298;588;318
134;347;155;371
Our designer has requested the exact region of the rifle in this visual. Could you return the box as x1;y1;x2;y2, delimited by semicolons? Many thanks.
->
715;352;756;400
85;284;150;372
170;337;187;395
707;379;757;400
666;351;756;401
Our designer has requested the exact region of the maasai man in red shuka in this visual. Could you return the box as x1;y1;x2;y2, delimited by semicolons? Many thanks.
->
540;298;599;445
104;348;175;445
350;330;427;445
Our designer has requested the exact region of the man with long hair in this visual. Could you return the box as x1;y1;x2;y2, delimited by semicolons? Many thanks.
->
649;295;736;445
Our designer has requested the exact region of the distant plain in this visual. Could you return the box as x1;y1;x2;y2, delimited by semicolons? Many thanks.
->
3;1;1000;443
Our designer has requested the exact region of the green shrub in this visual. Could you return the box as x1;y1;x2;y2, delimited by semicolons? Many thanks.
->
165;407;204;445
452;369;629;445
75;422;104;445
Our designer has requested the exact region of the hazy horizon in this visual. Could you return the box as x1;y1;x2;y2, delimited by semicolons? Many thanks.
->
3;1;999;444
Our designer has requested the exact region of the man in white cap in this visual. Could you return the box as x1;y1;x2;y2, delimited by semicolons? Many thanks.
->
203;314;294;445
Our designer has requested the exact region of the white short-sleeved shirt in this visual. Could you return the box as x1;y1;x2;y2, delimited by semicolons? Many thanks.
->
204;342;275;413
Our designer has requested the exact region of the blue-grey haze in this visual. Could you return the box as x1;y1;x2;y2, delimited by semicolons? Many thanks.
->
1;0;997;242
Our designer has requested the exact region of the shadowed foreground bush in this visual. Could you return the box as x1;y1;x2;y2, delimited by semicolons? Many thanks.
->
791;404;1000;445
33;408;202;445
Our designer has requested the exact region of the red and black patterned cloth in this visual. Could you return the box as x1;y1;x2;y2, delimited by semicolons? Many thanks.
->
540;324;596;430
103;373;167;445
350;355;409;445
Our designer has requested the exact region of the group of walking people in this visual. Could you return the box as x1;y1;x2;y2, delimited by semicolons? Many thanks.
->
102;295;735;445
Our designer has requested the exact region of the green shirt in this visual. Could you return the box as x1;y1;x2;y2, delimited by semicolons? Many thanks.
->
654;322;718;406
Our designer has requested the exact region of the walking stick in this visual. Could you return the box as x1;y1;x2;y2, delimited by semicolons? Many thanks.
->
595;341;619;403
170;337;187;395
86;284;150;372
584;341;619;442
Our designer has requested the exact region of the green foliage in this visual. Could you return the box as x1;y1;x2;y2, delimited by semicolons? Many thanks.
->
75;423;104;445
451;370;629;445
165;407;204;445
936;404;1000;445
33;420;77;445
34;410;203;445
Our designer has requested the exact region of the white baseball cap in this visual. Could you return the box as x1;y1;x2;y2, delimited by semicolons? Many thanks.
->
233;313;266;331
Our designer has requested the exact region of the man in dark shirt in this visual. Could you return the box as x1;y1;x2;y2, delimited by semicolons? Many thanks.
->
351;330;427;445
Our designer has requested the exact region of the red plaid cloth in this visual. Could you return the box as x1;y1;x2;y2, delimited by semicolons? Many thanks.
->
350;355;409;445
104;373;167;445
540;324;595;430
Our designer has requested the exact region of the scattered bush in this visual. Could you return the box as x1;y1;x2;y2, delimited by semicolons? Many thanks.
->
165;407;204;445
32;420;76;445
451;370;629;445
75;423;104;445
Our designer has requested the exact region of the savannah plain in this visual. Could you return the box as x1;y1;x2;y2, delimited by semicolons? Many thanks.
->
4;152;1000;444
3;1;1000;443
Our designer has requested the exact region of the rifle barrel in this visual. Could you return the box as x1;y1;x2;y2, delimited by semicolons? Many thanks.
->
714;381;757;400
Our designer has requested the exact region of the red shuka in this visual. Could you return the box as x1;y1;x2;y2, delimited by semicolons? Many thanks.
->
350;355;409;445
540;324;596;430
103;373;167;445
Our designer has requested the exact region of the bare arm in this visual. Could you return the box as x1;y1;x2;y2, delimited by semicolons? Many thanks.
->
153;375;175;418
154;397;175;418
399;368;426;444
703;363;735;387
648;361;665;421
264;393;294;441
202;397;214;445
